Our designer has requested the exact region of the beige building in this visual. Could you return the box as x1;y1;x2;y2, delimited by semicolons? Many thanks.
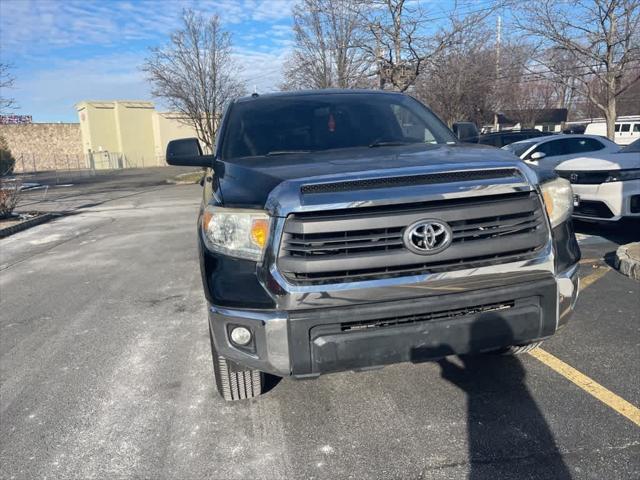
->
76;100;199;169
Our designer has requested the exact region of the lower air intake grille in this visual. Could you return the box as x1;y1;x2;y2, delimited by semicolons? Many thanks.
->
341;301;515;332
574;200;614;218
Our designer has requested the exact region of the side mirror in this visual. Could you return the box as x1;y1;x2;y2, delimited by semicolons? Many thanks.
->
530;151;546;160
452;122;479;143
166;138;213;167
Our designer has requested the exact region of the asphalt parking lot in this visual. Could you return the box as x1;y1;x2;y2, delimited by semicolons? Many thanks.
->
1;179;639;479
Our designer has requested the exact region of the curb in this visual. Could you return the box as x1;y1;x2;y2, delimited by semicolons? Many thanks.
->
0;213;56;239
614;242;640;281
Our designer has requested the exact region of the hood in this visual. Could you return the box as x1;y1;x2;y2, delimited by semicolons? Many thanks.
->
555;152;640;172
216;143;524;207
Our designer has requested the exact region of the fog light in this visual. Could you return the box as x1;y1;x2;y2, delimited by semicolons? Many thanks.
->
230;326;252;346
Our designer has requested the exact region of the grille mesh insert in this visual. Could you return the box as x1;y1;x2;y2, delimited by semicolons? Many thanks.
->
301;169;521;194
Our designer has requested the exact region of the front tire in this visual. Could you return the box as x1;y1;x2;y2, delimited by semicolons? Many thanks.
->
209;325;265;401
489;341;544;355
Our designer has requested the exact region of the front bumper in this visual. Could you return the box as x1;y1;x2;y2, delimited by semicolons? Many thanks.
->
571;179;640;221
209;264;579;377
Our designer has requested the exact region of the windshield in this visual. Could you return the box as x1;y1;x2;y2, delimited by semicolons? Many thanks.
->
620;138;640;153
220;93;457;160
503;140;538;157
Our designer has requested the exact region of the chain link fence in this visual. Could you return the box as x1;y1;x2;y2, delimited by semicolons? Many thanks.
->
13;152;90;174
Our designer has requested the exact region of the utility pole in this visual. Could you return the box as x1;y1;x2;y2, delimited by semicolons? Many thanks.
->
494;15;502;132
375;24;384;90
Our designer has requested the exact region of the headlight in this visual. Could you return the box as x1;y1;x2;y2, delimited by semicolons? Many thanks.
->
201;206;271;261
540;177;573;228
604;169;640;182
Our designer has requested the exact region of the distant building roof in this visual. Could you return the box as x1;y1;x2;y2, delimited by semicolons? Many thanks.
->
75;100;155;110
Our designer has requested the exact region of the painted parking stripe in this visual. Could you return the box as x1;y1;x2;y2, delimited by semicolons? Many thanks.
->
531;265;639;426
579;265;611;291
530;348;640;427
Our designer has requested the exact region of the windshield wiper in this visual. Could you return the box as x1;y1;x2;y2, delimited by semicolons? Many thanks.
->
265;150;311;156
368;141;420;148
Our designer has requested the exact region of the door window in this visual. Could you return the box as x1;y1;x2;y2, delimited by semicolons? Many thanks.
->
529;139;568;158
620;124;631;132
564;137;605;154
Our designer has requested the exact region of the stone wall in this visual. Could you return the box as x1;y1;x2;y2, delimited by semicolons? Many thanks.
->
0;123;85;172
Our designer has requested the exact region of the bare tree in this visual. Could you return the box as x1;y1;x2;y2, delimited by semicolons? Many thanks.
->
514;0;640;139
357;0;499;92
282;0;371;90
544;48;580;111
143;10;247;151
0;63;17;112
507;80;559;128
414;25;496;127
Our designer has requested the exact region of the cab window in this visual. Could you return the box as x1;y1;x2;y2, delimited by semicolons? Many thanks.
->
621;124;631;132
390;104;436;143
221;94;456;159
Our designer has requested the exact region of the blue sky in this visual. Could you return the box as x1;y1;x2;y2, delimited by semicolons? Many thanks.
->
0;0;295;122
0;0;497;123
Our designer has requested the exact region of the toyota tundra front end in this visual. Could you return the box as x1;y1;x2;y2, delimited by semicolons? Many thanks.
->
167;90;580;401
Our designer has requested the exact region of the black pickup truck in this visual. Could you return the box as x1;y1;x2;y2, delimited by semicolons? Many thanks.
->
167;90;580;401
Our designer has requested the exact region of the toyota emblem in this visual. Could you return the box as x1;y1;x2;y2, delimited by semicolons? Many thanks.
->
403;219;452;255
570;173;578;183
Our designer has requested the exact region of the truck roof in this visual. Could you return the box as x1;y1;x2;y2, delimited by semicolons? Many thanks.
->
234;89;404;103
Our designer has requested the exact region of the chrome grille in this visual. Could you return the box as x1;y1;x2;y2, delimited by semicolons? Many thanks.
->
278;191;548;284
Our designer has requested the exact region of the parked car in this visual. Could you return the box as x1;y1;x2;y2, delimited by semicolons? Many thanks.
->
476;129;553;148
502;134;620;171
166;89;580;401
555;138;640;221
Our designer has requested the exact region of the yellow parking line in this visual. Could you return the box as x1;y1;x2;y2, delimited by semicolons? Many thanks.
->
579;265;611;292
530;348;640;427
579;258;601;265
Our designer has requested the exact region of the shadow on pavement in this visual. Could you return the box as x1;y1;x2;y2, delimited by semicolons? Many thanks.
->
574;218;640;245
435;319;572;479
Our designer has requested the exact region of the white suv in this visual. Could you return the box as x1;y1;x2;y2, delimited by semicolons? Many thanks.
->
555;139;640;221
